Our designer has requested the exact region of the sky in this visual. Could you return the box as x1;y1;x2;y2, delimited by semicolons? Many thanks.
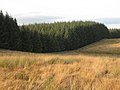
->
0;0;120;28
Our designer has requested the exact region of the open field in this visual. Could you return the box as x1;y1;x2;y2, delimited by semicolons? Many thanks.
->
0;39;120;90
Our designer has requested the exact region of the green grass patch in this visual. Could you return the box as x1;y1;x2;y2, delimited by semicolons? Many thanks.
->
115;69;120;76
0;59;38;69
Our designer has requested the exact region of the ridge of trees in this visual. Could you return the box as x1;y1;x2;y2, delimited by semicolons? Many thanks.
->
0;11;110;53
109;29;120;38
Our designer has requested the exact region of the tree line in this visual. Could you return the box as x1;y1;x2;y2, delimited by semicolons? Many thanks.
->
0;11;110;53
0;11;21;50
109;29;120;38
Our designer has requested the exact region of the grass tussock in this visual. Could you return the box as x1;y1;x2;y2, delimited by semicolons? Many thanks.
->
44;58;80;65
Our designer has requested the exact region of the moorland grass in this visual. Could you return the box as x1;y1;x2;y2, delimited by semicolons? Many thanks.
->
0;39;120;90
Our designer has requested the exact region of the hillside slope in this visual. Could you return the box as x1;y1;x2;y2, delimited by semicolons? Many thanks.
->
62;39;120;56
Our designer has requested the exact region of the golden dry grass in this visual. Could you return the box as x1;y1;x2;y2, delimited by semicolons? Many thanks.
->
0;39;120;90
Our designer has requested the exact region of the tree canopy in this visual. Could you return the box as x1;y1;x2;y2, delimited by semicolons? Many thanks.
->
0;11;110;53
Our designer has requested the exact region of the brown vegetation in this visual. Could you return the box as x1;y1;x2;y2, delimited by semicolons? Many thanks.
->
0;39;120;90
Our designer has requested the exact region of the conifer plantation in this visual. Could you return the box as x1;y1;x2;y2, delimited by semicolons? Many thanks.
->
0;11;110;53
109;29;120;38
0;11;21;50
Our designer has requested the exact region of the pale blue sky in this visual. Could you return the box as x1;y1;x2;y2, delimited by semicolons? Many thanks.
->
0;0;120;28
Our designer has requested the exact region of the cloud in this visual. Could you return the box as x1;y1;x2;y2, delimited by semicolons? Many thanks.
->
93;18;120;28
94;18;120;24
16;15;120;28
17;15;64;25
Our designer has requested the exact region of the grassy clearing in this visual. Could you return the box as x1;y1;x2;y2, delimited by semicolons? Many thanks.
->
0;39;120;90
